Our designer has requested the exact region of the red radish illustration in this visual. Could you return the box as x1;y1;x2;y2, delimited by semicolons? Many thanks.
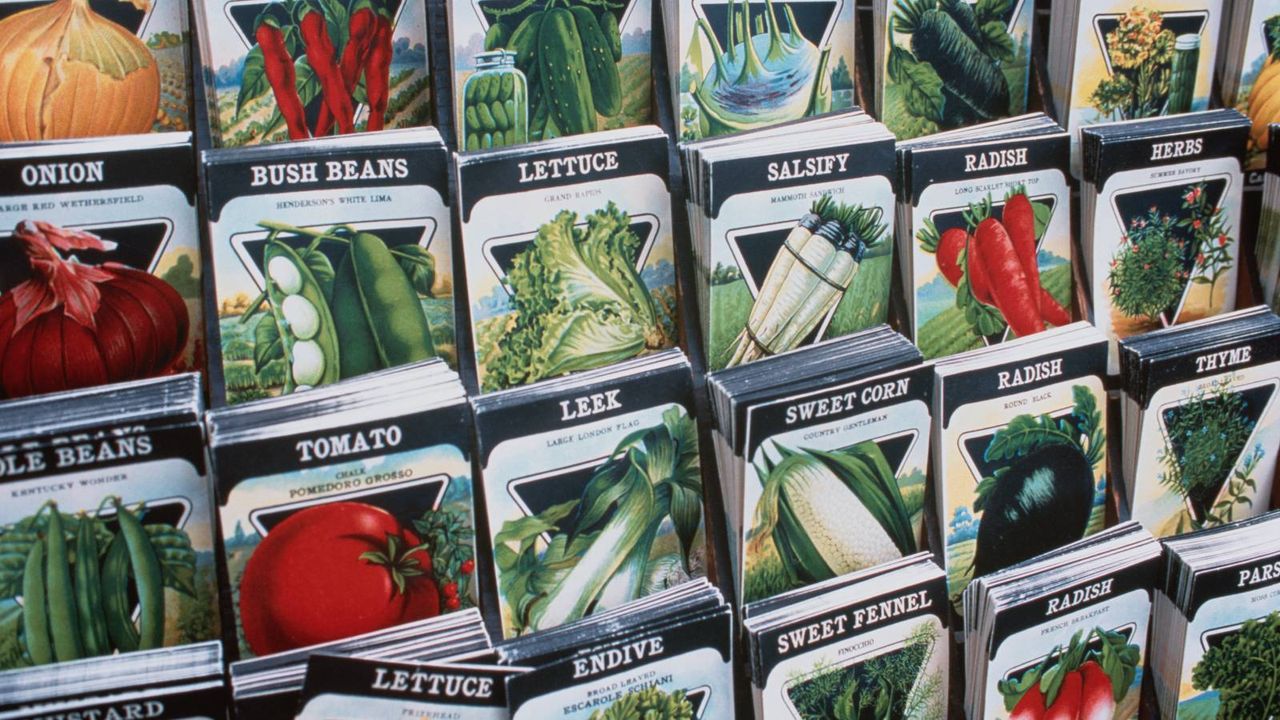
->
1002;628;1138;720
974;217;1044;337
1044;669;1083;720
1010;683;1047;719
936;227;968;286
1002;191;1042;312
1077;661;1117;720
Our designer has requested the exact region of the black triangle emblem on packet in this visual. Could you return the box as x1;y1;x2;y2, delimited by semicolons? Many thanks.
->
0;0;149;34
0;220;175;294
506;458;603;541
248;475;449;536
482;216;661;297
695;0;839;52
684;686;711;718
724;220;843;346
1201;620;1252;652
1094;11;1209;76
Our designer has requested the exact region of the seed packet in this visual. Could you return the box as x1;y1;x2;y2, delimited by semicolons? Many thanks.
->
1152;512;1280;719
871;0;1036;140
932;322;1110;620
1217;1;1280;183
706;327;932;605
1080;109;1250;373
207;361;478;665
659;0;857;141
202;129;455;405
897;114;1076;359
1047;0;1226;174
193;0;432;146
744;553;949;720
0;0;189;141
963;523;1162;720
1117;307;1280;537
296;655;519;719
454;126;677;391
0;134;202;400
0;373;220;671
0;642;226;719
682;112;897;371
472;350;707;638
1257;124;1280;308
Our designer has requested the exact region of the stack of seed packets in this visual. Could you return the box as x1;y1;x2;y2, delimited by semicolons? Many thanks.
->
682;112;897;371
202;128;456;405
1080;109;1251;373
963;523;1162;720
0;643;226;719
1117;307;1280;536
1048;0;1225;174
896;114;1075;358
1151;511;1280;719
706;326;931;605
497;579;735;718
0;134;203;399
658;0;858;141
932;322;1110;621
453;126;677;392
1217;0;1280;182
0;373;221;670
872;0;1037;140
472;349;707;639
743;553;949;720
233;609;490;718
207;360;479;666
1257;124;1280;310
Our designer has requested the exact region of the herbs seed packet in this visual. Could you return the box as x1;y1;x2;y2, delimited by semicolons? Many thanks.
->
202;129;455;406
0;134;202;400
897;114;1075;359
963;523;1162;720
683;112;897;371
0;0;190;141
207;361;478;664
472;350;707;638
1152;512;1280;719
872;0;1036;140
1080;110;1250;373
932;322;1110;620
454;126;677;392
0;374;219;671
1048;0;1226;174
193;0;432;147
296;655;518;719
1216;0;1280;182
660;0;858;141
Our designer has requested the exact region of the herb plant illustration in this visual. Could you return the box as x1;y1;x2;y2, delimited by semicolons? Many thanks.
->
1090;7;1178;120
999;627;1141;719
1158;380;1258;529
1191;611;1280;719
589;686;695;720
494;408;702;635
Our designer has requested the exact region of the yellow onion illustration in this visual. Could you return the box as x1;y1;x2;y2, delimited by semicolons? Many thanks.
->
0;0;160;141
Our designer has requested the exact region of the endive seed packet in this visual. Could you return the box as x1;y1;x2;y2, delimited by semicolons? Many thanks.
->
202;128;456;406
0;373;221;671
1216;0;1280;183
296;655;519;719
472;349;707;639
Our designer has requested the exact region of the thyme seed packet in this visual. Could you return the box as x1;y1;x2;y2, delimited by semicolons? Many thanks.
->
0;134;204;400
896;114;1075;359
453;126;678;392
1080;109;1251;374
1047;0;1226;175
0;373;221;671
207;361;478;666
1152;512;1280;719
932;322;1110;622
472;349;707;639
296;655;519;719
1117;307;1280;538
682;112;897;371
1216;0;1280;183
202;129;456;406
744;553;949;720
962;523;1162;720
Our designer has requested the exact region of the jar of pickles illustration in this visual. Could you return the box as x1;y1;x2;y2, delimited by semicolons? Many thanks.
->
462;51;528;150
1166;34;1200;115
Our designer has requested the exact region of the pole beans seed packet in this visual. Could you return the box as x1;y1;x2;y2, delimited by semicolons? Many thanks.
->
0;134;203;400
0;374;220;671
202;129;455;406
454;126;677;392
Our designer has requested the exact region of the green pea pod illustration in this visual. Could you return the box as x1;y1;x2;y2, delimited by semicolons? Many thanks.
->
538;7;596;135
44;508;83;662
113;501;164;650
264;241;342;392
22;539;52;665
74;516;110;657
569;6;621;117
101;535;139;652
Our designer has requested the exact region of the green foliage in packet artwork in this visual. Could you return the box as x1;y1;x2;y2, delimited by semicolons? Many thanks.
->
1191;611;1280;718
589;686;696;720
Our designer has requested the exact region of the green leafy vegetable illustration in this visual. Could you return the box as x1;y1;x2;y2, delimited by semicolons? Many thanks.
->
1159;378;1258;528
1192;611;1280;718
1090;7;1176;120
1108;208;1187;323
588;685;695;720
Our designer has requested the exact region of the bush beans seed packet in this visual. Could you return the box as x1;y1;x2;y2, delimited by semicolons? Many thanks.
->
1080;110;1250;374
0;134;203;400
296;655;520;719
206;360;477;664
683;112;897;371
872;0;1036;141
472;350;707;639
932;322;1110;621
1217;1;1280;183
897;114;1076;359
454;126;677;392
193;0;432;147
0;374;220;671
1047;0;1226;175
202;129;455;406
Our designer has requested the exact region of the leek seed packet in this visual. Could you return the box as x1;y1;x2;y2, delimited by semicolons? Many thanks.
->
202;129;456;406
1216;1;1280;181
454;126;677;392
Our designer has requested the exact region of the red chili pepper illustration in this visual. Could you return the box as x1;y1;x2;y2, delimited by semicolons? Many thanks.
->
255;18;310;140
364;8;394;131
298;2;355;134
314;2;378;135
